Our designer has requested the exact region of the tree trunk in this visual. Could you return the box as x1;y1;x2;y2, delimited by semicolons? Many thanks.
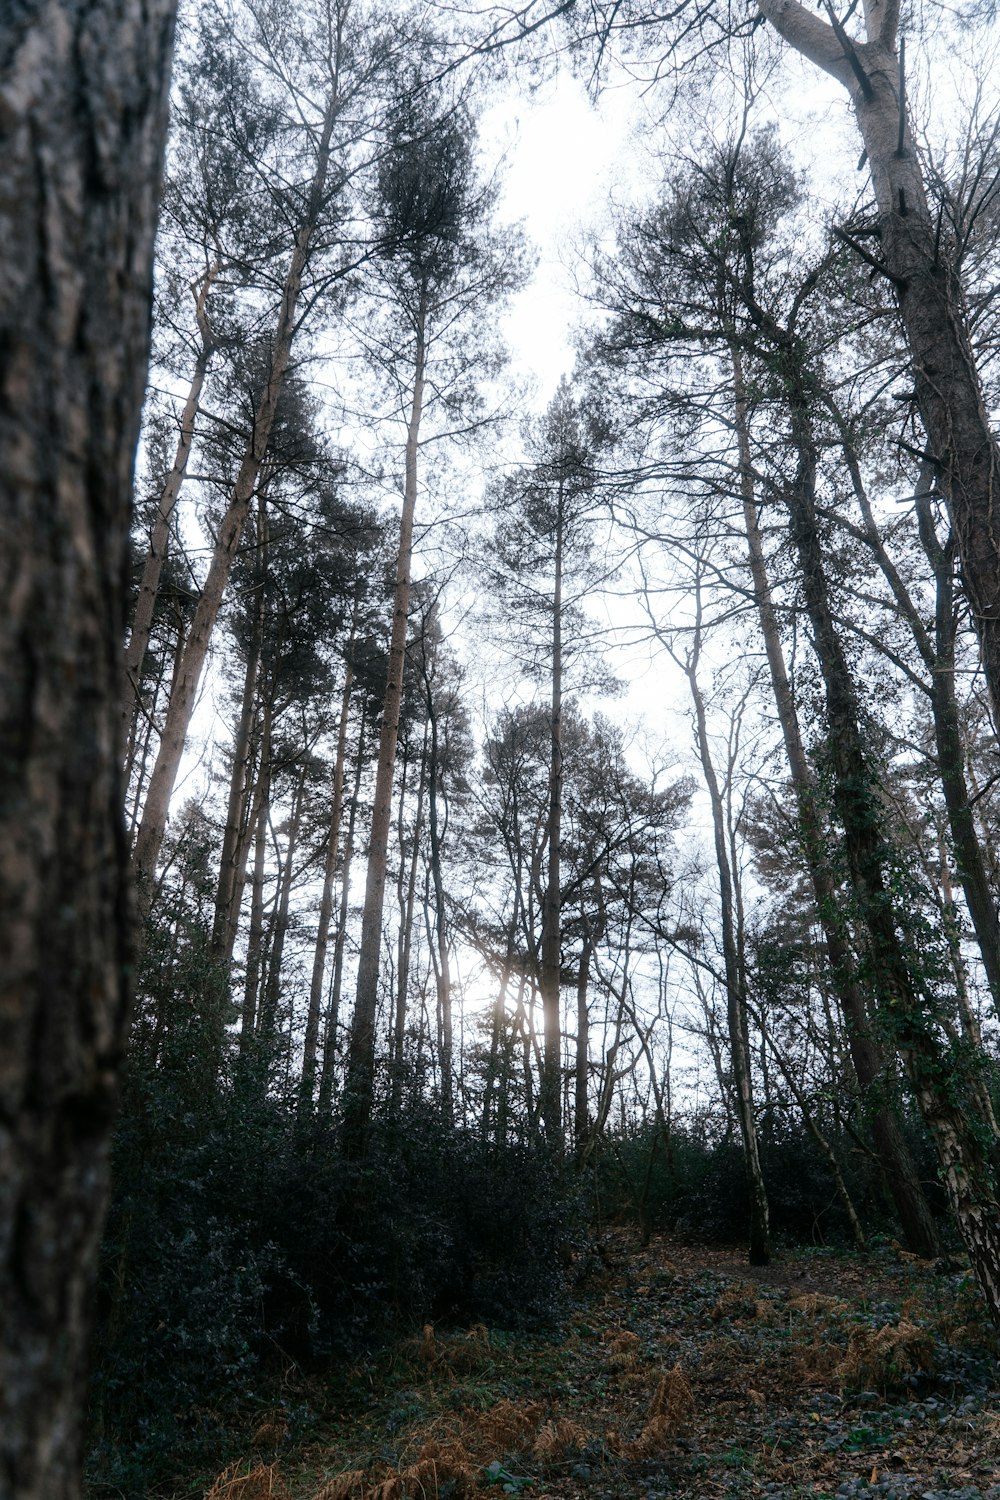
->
392;730;428;1111
123;261;217;736
424;666;454;1123
213;492;268;966
257;766;307;1056
758;0;1000;731
0;3;175;1495
776;331;1000;1310
913;476;1000;1014
318;700;368;1115
540;486;565;1143
300;653;355;1112
683;612;772;1265
731;346;939;1257
240;718;271;1055
131;96;340;913
343;290;427;1153
574;932;593;1154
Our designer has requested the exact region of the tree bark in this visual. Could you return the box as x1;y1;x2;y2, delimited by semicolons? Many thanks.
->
240;716;271;1055
775;327;1000;1310
212;491;268;966
0;3;175;1495
318;699;367;1115
423;657;455;1124
392;729;428;1111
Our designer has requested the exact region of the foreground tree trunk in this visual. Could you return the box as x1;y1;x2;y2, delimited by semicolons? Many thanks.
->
0;4;175;1496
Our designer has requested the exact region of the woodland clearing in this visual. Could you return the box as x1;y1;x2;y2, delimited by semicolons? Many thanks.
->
174;1232;1000;1500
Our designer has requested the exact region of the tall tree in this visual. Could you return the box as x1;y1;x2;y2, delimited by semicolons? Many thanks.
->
342;79;523;1149
488;379;612;1141
0;3;175;1496
130;0;388;914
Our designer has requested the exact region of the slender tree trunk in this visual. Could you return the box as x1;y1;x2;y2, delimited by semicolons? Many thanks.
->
683;603;771;1265
300;653;355;1111
131;96;340;913
540;487;565;1143
318;701;367;1115
574;931;593;1154
392;731;428;1111
829;422;1000;1021
482;930;518;1141
123;261;218;735
257;766;307;1055
731;346;939;1257
912;475;1000;1014
757;1006;867;1252
241;717;271;1055
0;4;175;1495
213;493;268;964
424;674;454;1123
758;0;1000;730
343;290;427;1153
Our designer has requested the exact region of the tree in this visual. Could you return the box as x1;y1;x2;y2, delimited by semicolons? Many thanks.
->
487;378;613;1142
130;0;390;914
342;77;524;1150
0;3;175;1495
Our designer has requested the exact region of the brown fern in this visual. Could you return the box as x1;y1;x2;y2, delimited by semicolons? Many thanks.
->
204;1460;292;1499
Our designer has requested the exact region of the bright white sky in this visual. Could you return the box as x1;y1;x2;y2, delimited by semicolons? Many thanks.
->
484;69;645;401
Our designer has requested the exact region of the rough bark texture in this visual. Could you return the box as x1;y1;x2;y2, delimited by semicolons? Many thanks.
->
0;2;175;1495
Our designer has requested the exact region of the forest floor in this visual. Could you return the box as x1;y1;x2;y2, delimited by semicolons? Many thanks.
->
188;1231;1000;1500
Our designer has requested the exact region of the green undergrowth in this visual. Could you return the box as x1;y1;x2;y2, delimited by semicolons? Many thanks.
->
99;1235;1000;1500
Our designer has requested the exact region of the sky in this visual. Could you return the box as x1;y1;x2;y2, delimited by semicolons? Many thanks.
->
484;70;645;401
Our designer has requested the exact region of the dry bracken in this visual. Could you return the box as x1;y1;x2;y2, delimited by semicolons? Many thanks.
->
835;1320;935;1390
204;1461;292;1499
606;1330;642;1369
532;1417;588;1459
309;1474;366;1500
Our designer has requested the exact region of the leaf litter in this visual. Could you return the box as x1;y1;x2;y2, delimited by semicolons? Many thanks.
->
190;1233;1000;1500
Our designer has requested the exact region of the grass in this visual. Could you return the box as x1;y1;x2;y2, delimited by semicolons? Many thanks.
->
141;1233;1000;1500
